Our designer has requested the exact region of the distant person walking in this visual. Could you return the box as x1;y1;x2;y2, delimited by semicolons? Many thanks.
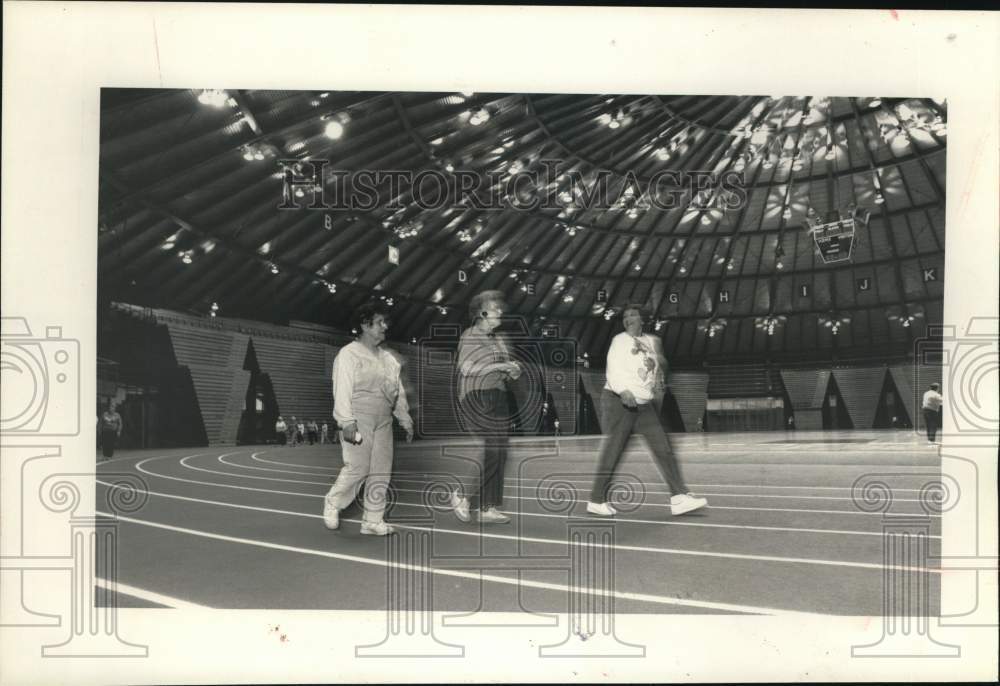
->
99;402;123;459
922;383;943;444
275;416;288;445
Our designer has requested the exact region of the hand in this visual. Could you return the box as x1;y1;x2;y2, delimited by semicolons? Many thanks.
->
400;419;414;443
505;361;522;380
620;390;638;408
342;422;361;444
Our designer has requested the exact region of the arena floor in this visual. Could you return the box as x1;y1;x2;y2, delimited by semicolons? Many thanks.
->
96;430;942;616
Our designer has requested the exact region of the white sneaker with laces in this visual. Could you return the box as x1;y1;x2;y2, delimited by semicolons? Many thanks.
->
360;521;397;536
451;489;471;522
323;501;339;530
670;493;707;516
586;501;617;517
477;507;510;524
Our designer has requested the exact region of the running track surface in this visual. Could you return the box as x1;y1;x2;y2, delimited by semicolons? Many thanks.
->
96;430;942;616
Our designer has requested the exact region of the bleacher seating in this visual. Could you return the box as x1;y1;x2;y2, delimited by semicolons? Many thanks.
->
110;302;946;441
780;369;831;430
670;371;710;432
160;322;248;445
831;367;888;429
577;368;606;400
407;344;463;437
707;364;779;398
251;336;334;424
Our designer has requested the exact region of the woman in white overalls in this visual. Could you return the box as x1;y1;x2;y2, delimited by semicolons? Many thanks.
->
322;302;413;536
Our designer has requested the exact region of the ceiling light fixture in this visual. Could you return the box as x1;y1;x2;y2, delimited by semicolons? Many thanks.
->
469;108;490;126
197;89;228;108
325;120;344;139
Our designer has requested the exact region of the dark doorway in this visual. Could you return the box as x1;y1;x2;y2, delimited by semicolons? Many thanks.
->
822;376;853;430
577;378;600;435
237;340;281;445
659;389;686;432
873;372;911;429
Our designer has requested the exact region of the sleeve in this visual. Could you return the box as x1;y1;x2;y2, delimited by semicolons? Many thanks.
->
332;348;357;427
388;352;413;427
456;331;481;377
393;375;413;428
604;335;632;395
651;336;668;391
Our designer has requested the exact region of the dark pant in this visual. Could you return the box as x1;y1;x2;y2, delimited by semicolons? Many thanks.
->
308;431;317;445
277;432;287;445
459;389;510;510
590;390;687;502
101;429;118;458
923;408;941;442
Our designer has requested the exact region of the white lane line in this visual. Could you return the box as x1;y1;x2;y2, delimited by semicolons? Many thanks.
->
99;451;213;467
135;456;318;499
246;452;936;493
101;481;931;574
91;509;868;617
163;454;938;519
229;454;928;503
102;465;939;543
95;577;210;609
202;454;939;517
98;479;944;566
130;454;939;529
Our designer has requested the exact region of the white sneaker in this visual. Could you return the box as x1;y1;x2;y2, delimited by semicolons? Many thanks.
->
451;489;471;522
670;493;707;516
477;507;510;524
586;501;617;517
323;501;339;530
360;521;397;536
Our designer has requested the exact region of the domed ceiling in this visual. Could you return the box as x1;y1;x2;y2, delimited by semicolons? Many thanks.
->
99;90;946;363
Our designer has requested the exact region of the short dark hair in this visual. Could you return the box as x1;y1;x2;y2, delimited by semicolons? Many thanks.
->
351;301;389;334
930;383;940;391
621;303;648;321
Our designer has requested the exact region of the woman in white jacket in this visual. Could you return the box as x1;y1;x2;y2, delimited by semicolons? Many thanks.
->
322;302;413;536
